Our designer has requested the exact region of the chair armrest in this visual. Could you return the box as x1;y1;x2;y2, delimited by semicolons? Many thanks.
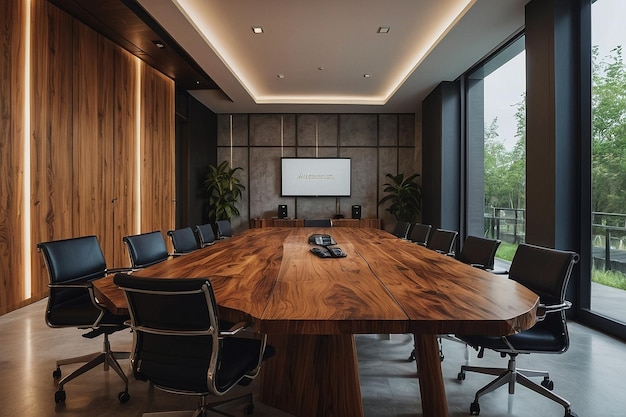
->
219;321;252;337
536;300;572;321
106;267;133;274
48;282;92;289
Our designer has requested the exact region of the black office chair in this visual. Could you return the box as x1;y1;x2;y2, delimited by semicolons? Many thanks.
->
427;228;458;255
195;223;216;247
456;243;579;417
391;221;411;239
304;218;333;227
113;273;275;417
122;231;170;269
409;223;431;246
457;235;502;272
167;227;198;255
37;235;130;404
215;219;233;239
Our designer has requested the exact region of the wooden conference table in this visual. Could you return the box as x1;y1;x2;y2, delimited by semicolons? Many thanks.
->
94;227;539;417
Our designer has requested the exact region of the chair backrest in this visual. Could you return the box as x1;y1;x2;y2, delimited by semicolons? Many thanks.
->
167;227;198;254
391;221;411;239
507;244;579;354
409;223;431;245
457;235;501;270
123;231;169;269
37;235;106;326
304;219;333;227
215;219;233;238
194;224;216;247
509;244;579;305
427;229;458;255
113;273;263;396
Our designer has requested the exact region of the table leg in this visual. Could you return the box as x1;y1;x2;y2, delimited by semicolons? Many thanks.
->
414;333;449;417
260;334;364;417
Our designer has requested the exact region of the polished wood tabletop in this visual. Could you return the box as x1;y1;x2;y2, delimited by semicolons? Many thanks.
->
94;227;538;417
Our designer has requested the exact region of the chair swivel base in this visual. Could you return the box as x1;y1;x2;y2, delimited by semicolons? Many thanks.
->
457;356;577;417
52;333;130;404
141;392;254;417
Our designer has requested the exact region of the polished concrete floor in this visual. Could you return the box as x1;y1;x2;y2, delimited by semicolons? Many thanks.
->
2;299;625;417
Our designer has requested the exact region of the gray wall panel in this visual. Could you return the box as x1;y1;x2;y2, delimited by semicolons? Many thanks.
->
217;113;416;229
340;114;377;147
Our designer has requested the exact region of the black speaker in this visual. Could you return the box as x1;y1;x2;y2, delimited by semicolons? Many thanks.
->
278;204;288;219
352;205;361;219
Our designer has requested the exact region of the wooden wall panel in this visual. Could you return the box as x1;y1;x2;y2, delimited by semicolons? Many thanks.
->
140;64;175;240
30;0;74;300
72;24;115;265
1;0;177;315
112;48;138;268
0;0;26;314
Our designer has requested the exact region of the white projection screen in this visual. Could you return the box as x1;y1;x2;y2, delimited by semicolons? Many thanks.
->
281;158;351;197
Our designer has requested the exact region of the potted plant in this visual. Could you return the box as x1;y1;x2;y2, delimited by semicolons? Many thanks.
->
378;172;422;223
203;161;246;223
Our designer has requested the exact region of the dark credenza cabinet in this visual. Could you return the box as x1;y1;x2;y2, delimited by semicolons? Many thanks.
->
250;218;381;229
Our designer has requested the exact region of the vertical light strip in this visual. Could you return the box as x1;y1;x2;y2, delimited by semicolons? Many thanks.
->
280;115;284;157
315;118;319;158
229;114;233;167
23;0;32;299
134;60;142;233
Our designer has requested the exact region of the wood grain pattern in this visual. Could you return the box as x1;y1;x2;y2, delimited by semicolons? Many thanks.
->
0;0;26;314
2;0;177;315
30;1;74;300
260;334;364;417
140;64;175;248
340;229;539;335
93;227;539;417
112;47;138;268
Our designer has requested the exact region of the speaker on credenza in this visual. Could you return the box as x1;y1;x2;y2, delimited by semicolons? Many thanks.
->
278;204;288;219
352;205;361;219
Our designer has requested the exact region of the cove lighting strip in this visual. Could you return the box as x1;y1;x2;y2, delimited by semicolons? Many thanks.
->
23;0;32;299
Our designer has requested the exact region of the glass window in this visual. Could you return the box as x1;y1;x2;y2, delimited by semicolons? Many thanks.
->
590;0;626;324
466;36;526;264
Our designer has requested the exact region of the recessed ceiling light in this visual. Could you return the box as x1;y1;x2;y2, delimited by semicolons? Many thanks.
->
377;26;390;34
251;26;264;34
277;74;285;79
363;73;372;78
152;40;165;49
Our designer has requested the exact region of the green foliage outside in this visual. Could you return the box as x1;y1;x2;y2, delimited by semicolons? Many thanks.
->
486;46;626;290
495;242;517;262
592;268;626;290
591;46;626;216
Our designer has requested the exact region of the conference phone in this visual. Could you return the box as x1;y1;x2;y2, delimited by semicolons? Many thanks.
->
308;234;346;258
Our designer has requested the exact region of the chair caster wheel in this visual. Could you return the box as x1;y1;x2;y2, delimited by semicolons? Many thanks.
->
541;377;554;390
565;408;578;417
53;367;61;379
457;371;466;380
118;391;130;403
470;401;480;415
55;390;66;404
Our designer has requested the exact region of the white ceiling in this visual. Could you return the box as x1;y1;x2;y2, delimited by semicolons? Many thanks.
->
137;0;528;114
